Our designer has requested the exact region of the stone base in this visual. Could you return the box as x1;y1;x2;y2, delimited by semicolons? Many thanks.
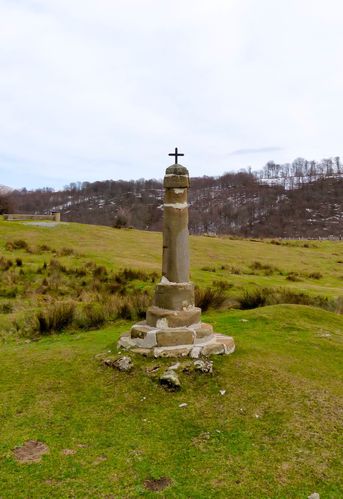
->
117;321;235;358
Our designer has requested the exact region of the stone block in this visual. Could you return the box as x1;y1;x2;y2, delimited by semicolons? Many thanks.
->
194;322;213;339
156;328;195;347
117;334;136;350
130;324;152;339
164;174;189;188
201;343;225;356
154;282;194;310
134;330;157;348
218;335;235;354
146;305;201;328
153;345;192;358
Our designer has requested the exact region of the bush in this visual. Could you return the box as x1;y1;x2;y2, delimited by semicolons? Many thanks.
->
5;239;30;251
250;261;280;275
75;303;107;329
307;272;323;280
58;247;75;256
114;268;156;284
239;289;267;309
286;272;302;282
36;301;76;334
201;266;216;272
195;286;227;311
0;257;13;271
0;301;13;314
238;287;334;311
15;258;23;267
39;244;52;252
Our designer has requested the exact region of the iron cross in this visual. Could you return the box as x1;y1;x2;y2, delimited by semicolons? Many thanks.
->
168;147;184;164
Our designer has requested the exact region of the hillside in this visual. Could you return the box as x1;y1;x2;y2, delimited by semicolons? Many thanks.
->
7;172;343;238
0;221;342;497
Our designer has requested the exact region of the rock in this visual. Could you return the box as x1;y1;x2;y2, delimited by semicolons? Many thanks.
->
201;343;225;356
168;362;181;370
193;322;213;339
159;369;181;390
219;389;226;395
179;403;188;408
117;334;136;350
194;359;213;374
103;356;133;372
190;346;202;359
308;494;320;499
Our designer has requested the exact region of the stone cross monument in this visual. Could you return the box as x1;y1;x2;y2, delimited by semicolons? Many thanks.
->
118;150;235;358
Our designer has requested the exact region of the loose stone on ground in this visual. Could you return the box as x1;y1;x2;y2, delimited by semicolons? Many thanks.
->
103;356;133;372
159;369;181;391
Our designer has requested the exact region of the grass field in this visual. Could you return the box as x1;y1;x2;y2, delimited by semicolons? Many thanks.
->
0;219;342;497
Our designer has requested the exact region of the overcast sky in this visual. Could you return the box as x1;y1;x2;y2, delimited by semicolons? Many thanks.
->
1;0;343;189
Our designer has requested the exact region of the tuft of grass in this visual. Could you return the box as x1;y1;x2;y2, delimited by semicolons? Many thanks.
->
5;239;30;251
307;271;323;280
195;286;227;311
239;287;335;311
36;301;76;335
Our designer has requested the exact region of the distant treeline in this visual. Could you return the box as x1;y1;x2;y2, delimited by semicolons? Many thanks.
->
1;156;343;238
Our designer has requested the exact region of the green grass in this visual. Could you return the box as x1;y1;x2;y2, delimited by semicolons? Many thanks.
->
0;306;342;497
0;219;343;497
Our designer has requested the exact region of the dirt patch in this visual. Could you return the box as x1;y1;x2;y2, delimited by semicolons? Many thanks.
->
144;477;172;492
13;440;49;463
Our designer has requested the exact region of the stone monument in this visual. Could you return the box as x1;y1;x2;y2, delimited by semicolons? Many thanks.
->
118;149;235;358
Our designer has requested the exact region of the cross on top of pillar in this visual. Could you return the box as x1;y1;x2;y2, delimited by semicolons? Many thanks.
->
168;147;184;164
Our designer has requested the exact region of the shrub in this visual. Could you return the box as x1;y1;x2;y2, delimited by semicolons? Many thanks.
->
36;301;76;334
0;257;13;271
212;279;232;291
250;261;280;275
195;286;227;311
39;244;52;252
286;272;302;282
0;301;13;313
75;303;107;329
239;289;267;309
201;266;216;272
307;272;323;280
238;287;334;311
49;258;67;273
93;265;108;279
0;287;17;298
58;247;75;256
114;268;156;284
5;239;29;251
15;258;22;267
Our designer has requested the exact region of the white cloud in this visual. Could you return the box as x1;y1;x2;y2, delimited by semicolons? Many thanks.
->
0;0;343;188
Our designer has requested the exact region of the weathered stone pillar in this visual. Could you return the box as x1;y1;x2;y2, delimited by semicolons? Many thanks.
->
162;165;190;283
117;159;235;358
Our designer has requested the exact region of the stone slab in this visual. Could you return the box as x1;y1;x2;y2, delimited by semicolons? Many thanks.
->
193;322;213;339
153;345;192;358
154;282;194;310
131;324;153;339
146;305;201;328
156;328;195;347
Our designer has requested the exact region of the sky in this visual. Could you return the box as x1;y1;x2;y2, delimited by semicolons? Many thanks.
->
1;0;343;190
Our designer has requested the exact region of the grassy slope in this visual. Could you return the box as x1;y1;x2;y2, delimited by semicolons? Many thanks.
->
0;220;342;497
1;219;343;295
